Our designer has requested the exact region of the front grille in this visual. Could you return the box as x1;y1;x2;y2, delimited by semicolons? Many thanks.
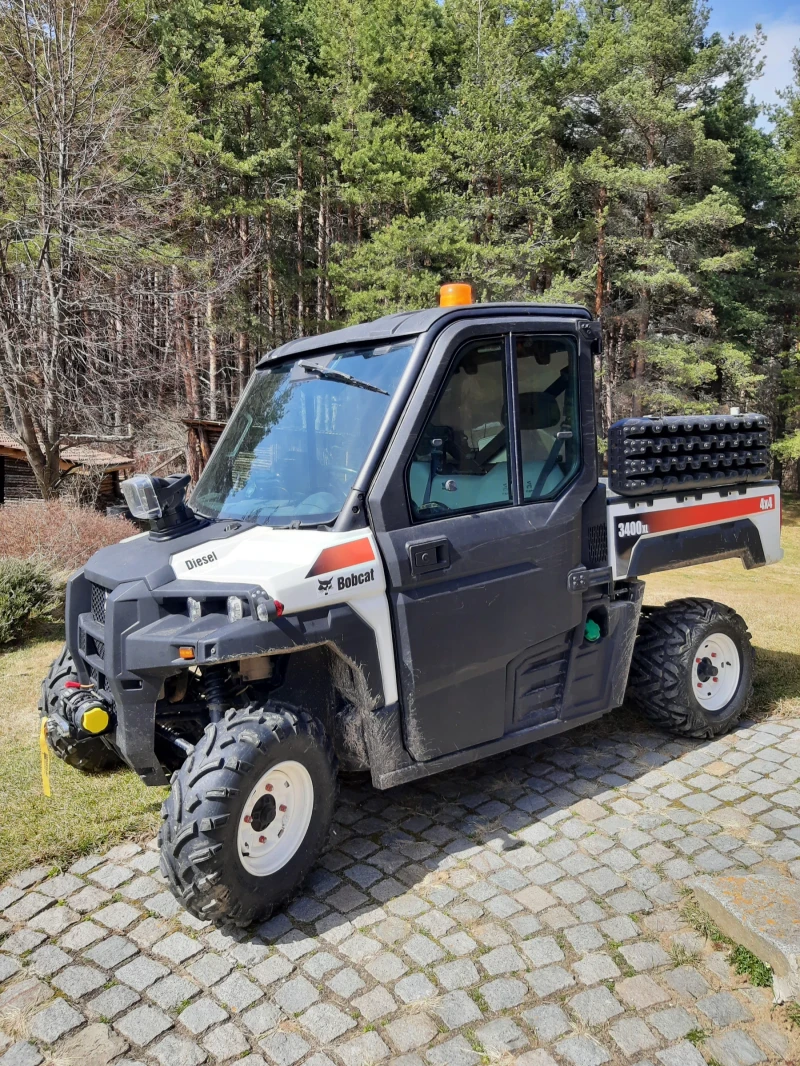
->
587;524;608;567
91;583;107;624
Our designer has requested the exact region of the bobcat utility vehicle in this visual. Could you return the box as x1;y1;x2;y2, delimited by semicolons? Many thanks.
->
41;285;783;924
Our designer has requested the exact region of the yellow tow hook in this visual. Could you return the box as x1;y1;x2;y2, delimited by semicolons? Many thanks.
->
39;718;52;798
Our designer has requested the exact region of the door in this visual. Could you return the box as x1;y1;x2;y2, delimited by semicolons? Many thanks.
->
368;318;599;762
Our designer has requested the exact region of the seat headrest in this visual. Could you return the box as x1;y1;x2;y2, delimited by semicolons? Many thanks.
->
519;392;561;430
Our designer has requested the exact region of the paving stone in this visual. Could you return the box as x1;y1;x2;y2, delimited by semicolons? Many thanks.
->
0;929;46;954
523;1003;572;1042
615;974;669;1009
153;932;202;964
116;956;169;991
259;1031;309;1066
520;934;564;967
273;975;319;1013
364;951;406;982
696;991;753;1026
114;1004;172;1046
148;975;200;1010
432;988;483;1029
87;984;140;1019
662;965;711;1000
202;1022;249;1060
554;1035;611;1066
480;976;527;1011
480;944;525;974
178;997;229;1034
426;1034;482;1066
93;903;141;930
618;941;670;971
0;1043;42;1066
57;1021;128;1066
435;959;479;990
0;956;21;983
84;935;138;969
395;973;436;1003
325;966;364;998
656;1042;707;1066
251;955;294;987
608;1017;658;1056
402;933;443;966
187;953;233;987
38;957;99;998
648;1006;698;1040
336;1031;390;1066
151;1034;207;1066
213;970;261;1011
29;998;84;1043
90;865;135;890
568;986;624;1026
384;1014;439;1053
572;952;621;985
299;1002;356;1041
475;1018;528;1053
527;964;575;997
241;1002;281;1036
353;984;397;1019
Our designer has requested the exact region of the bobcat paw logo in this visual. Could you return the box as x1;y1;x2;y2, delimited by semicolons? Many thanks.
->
318;577;333;595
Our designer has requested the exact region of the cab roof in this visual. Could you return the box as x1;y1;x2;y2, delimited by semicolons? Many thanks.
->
256;302;592;367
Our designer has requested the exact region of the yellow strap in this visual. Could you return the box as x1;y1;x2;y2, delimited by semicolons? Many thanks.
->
39;719;52;798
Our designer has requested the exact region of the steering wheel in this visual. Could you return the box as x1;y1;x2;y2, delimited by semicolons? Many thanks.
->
242;472;289;500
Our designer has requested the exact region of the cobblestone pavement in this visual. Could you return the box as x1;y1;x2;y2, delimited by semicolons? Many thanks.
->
3;715;800;1066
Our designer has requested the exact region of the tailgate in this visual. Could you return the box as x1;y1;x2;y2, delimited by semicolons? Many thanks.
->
607;482;783;580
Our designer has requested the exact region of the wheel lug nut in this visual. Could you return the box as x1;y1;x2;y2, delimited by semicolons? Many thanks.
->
259;835;266;843
713;677;718;683
279;804;288;812
265;784;273;792
244;815;252;823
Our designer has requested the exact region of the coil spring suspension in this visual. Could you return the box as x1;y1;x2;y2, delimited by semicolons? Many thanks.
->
203;665;232;723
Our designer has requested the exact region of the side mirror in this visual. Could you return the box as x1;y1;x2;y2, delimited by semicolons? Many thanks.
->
122;474;205;540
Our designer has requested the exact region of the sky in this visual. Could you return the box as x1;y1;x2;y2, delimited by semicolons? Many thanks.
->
708;1;800;114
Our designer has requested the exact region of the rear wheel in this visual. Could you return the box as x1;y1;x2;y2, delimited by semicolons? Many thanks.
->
159;702;337;925
627;598;754;738
39;645;120;772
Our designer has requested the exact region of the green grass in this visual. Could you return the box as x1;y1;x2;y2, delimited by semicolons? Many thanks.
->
787;1002;800;1029
730;944;773;987
0;624;164;881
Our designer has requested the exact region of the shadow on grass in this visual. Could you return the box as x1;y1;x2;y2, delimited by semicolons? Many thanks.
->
751;645;800;718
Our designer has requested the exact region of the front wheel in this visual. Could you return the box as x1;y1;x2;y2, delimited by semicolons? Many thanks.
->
159;703;337;925
627;598;754;738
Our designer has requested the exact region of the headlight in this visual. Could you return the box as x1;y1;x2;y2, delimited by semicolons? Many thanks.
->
227;596;245;623
187;597;202;622
121;475;162;520
254;595;272;622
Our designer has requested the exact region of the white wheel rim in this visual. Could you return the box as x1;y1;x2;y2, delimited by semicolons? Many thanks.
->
237;760;314;876
691;633;740;712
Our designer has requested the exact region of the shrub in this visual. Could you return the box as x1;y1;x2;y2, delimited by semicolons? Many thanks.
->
0;500;136;574
0;559;56;644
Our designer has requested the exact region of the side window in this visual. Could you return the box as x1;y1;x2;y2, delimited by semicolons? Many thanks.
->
408;338;510;521
516;335;580;501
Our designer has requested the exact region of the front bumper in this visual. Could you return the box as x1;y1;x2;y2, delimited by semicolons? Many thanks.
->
66;570;384;784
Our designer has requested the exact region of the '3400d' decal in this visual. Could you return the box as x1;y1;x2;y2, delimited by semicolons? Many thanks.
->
614;493;776;561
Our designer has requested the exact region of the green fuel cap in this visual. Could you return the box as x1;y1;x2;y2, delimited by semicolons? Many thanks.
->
585;619;601;643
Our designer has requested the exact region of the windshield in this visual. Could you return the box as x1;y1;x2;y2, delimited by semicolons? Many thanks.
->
191;340;415;526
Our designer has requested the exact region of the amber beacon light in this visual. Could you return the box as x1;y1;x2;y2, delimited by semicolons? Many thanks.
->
439;282;474;307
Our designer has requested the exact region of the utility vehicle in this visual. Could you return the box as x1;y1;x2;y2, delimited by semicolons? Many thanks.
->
40;287;782;924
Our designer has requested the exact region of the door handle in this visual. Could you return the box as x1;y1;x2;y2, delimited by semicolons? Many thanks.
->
407;537;450;576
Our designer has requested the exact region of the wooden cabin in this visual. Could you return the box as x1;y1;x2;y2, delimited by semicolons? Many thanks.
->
0;430;134;508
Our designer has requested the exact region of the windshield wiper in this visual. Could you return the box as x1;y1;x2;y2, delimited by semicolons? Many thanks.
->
298;361;388;395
